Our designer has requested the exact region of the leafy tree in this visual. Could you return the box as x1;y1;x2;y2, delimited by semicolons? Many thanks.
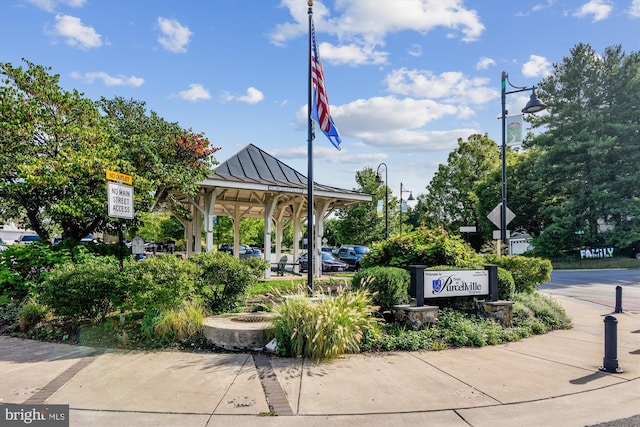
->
98;96;220;218
527;44;640;253
239;217;264;247
0;60;220;241
414;134;500;249
1;60;113;240
333;167;387;245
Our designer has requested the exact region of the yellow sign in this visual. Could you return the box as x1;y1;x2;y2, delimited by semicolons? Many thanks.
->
106;170;132;185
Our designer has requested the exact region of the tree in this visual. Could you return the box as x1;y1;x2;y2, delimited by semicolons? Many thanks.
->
333;167;386;245
0;60;220;241
527;44;640;252
414;134;500;248
98;96;220;214
1;60;114;240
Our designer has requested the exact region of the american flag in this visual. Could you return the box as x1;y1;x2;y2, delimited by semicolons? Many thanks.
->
310;19;342;150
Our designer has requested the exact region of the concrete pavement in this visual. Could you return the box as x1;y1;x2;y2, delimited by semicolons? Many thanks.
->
1;292;638;427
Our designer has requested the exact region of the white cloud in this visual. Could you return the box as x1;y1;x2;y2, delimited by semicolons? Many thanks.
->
319;41;388;66
270;145;387;164
407;44;423;57
384;68;495;105
355;128;476;151
237;87;265;104
522;55;552;78
222;87;265;104
573;0;613;22
178;84;211;101
157;17;192;53
296;95;477;152
531;0;556;13
269;0;484;66
26;0;86;13
629;0;640;17
476;56;495;70
50;14;101;49
70;71;144;87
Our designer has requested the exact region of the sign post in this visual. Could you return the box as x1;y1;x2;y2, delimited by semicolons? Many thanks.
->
488;203;515;254
106;171;134;269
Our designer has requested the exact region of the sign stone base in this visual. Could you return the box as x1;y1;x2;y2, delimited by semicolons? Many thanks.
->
480;300;514;328
392;304;439;329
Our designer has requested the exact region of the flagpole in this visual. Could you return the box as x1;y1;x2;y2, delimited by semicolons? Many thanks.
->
307;0;314;289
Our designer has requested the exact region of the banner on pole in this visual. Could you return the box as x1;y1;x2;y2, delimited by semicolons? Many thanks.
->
506;115;522;145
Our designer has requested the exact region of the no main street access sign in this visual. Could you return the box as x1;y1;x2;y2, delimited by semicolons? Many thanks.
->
108;181;134;219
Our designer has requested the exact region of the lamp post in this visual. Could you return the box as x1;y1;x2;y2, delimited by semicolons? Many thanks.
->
399;182;414;235
375;163;389;239
500;71;547;245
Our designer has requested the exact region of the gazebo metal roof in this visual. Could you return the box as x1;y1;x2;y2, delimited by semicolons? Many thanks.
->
190;143;371;220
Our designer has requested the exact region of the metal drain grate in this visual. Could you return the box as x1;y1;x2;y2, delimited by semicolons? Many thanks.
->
231;316;269;323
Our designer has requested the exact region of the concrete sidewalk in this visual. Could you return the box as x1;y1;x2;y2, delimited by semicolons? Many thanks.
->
1;294;638;427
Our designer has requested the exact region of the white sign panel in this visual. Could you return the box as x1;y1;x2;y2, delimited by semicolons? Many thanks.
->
424;270;489;298
487;203;515;228
108;182;134;219
131;236;145;254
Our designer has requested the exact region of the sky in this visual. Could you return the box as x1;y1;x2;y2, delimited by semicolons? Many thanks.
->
1;0;639;201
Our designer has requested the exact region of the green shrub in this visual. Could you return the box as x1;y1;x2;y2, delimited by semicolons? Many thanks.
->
513;292;572;331
18;299;49;330
351;266;410;311
119;255;197;312
360;324;441;352
437;309;505;347
38;256;121;321
0;242;93;303
190;252;254;314
271;287;378;361
484;254;552;293
362;227;482;269
148;300;206;342
497;267;515;300
240;257;270;279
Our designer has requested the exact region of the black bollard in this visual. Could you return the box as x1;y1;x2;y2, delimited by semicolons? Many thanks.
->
599;315;623;373
614;285;623;313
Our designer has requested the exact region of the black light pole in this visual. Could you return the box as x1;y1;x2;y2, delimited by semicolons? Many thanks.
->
376;163;389;239
500;71;547;246
399;182;414;235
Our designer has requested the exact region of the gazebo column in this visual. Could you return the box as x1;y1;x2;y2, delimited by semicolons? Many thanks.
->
274;208;285;262
262;195;280;278
292;200;305;272
314;200;332;278
232;208;241;259
204;190;217;252
185;205;194;258
193;208;202;254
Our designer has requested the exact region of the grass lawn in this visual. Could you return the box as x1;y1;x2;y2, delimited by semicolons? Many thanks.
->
552;256;639;270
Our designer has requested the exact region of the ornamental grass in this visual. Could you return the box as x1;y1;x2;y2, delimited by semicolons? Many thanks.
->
271;287;379;362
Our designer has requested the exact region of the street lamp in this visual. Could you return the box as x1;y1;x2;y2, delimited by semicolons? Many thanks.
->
500;71;547;246
399;182;414;235
375;163;389;239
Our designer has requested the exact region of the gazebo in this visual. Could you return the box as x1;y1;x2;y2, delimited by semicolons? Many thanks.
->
167;144;371;277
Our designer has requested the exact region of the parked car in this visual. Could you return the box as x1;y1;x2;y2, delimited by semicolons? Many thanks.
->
337;245;370;271
298;252;348;273
16;235;41;244
240;247;262;259
219;244;232;254
632;242;640;260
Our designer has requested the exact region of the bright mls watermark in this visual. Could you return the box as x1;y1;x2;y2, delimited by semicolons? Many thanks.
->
1;404;69;426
